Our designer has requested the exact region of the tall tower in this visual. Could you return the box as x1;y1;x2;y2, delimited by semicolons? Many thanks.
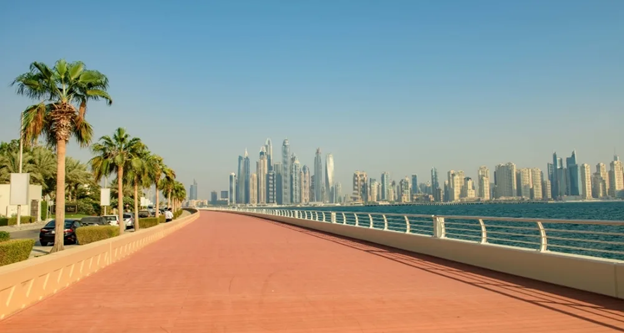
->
291;156;301;204
257;147;268;204
381;172;389;201
281;140;291;205
249;173;258;204
314;148;324;202
265;138;273;172
228;173;237;205
494;163;517;198
325;154;334;203
353;171;368;202
580;164;592;199
236;155;244;204
302;165;311;204
243;149;250;204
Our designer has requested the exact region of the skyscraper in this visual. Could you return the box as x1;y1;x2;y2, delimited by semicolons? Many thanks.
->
566;151;581;196
353;171;367;202
335;182;342;203
249;173;258;204
431;168;440;201
229;173;237;205
325;154;334;203
530;168;543;200
265;138;273;172
291;156;301;204
609;155;624;197
494;163;517;198
257;147;268;204
381;172;389;201
189;179;198;200
580;164;592;199
281;140;291;205
266;171;276;204
314;148;324;202
477;166;490;200
302;165;311;204
236;155;244;203
410;175;418;198
243;150;250;204
210;191;217;205
274;162;283;204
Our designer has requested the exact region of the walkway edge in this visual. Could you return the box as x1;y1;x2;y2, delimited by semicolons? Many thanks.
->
0;211;200;320
230;211;624;300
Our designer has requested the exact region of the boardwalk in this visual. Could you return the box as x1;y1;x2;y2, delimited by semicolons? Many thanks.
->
0;211;622;332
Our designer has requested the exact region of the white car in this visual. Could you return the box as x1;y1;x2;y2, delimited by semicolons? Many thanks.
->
123;213;134;229
103;215;119;226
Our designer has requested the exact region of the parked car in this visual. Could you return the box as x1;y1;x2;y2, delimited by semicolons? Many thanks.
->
138;210;150;218
80;216;109;226
40;220;81;246
103;215;119;226
123;213;134;229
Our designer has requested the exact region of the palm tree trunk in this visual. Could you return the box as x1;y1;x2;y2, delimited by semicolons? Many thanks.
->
50;139;66;253
168;190;172;209
155;189;160;218
117;166;125;235
134;180;140;231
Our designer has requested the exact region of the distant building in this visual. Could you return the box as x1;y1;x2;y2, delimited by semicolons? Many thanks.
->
210;191;217;204
220;191;228;200
229;173;237;205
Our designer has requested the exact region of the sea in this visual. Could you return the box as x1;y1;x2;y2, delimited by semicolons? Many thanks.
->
289;201;624;260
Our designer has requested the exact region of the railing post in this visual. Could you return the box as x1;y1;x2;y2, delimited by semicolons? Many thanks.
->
536;221;547;252
433;216;445;238
342;213;346;224
322;212;326;222
478;219;487;244
368;214;373;228
331;212;336;223
404;216;410;233
295;211;299;219
383;215;388;230
314;211;319;221
354;213;359;226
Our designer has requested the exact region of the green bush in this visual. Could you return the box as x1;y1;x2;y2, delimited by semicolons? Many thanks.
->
0;231;10;242
41;201;48;220
158;215;166;223
173;210;183;219
138;217;159;229
0;239;35;266
0;216;36;226
75;225;119;245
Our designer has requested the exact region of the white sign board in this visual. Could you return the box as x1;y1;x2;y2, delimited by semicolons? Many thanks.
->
100;188;111;206
10;173;30;205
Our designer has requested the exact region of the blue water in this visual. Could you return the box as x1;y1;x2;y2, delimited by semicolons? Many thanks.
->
288;202;624;260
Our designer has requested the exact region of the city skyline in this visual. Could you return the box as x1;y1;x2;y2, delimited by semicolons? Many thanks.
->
1;2;623;200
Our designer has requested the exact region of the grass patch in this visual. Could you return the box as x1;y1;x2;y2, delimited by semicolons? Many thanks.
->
0;239;35;266
75;225;120;245
0;231;10;242
66;214;90;219
138;218;159;229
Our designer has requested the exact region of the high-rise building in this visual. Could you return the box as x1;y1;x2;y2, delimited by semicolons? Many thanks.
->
530;168;543;200
494;163;517;198
249;173;257;204
325;154;334;203
266;171;276;204
609;155;624;197
516;168;531;198
236;155;244;203
243;150;251;203
352;171;367;202
381;172;389;201
542;180;552;200
411;175;418;198
431;168;440;201
596;163;609;197
291;156;301;204
210;191;217;205
302;165;311;204
447;170;463;202
281;140;291;205
229;173;237;205
462;177;476;199
313;148;324;202
566;151;581;196
220;190;228;200
335;182;342;203
399;177;410;202
265;138;273;172
257;147;268;204
580;163;592;199
274;162;283;204
477;166;490;200
370;179;379;202
189;179;198;200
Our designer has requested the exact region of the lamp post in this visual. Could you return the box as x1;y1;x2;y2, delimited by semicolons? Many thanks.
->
16;113;24;228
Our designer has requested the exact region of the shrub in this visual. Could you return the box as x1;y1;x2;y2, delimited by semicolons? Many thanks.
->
0;216;35;226
75;225;119;245
0;231;10;242
173;210;183;219
158;215;166;223
41;201;48;220
0;239;35;266
138;218;159;229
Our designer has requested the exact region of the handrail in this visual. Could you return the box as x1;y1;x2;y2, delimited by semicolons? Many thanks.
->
218;207;624;261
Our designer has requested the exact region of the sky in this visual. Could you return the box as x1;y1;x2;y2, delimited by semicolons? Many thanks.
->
0;0;623;199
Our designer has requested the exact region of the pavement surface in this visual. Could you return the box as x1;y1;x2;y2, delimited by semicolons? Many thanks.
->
0;211;621;332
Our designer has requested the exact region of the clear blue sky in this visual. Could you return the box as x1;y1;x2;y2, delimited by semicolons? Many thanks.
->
0;0;622;198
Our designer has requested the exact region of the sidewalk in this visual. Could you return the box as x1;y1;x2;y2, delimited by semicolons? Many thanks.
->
0;219;49;233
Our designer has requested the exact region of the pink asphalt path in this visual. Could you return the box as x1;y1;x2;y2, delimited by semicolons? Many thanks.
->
0;211;622;332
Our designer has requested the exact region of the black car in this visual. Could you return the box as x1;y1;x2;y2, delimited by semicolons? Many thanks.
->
39;220;81;246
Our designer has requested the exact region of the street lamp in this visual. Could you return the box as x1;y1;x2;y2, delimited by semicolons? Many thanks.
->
16;112;24;228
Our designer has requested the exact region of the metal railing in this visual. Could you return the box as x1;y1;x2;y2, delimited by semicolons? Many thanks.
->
218;207;624;261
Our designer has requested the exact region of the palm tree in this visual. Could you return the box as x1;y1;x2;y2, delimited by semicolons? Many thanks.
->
90;128;144;234
29;147;57;197
149;155;165;217
160;166;176;210
125;146;152;231
13;59;112;252
65;157;92;202
172;181;186;212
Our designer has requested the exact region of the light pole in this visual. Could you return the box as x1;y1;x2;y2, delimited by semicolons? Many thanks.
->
16;112;24;229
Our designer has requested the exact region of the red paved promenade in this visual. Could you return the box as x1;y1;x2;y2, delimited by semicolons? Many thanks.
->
0;211;622;332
